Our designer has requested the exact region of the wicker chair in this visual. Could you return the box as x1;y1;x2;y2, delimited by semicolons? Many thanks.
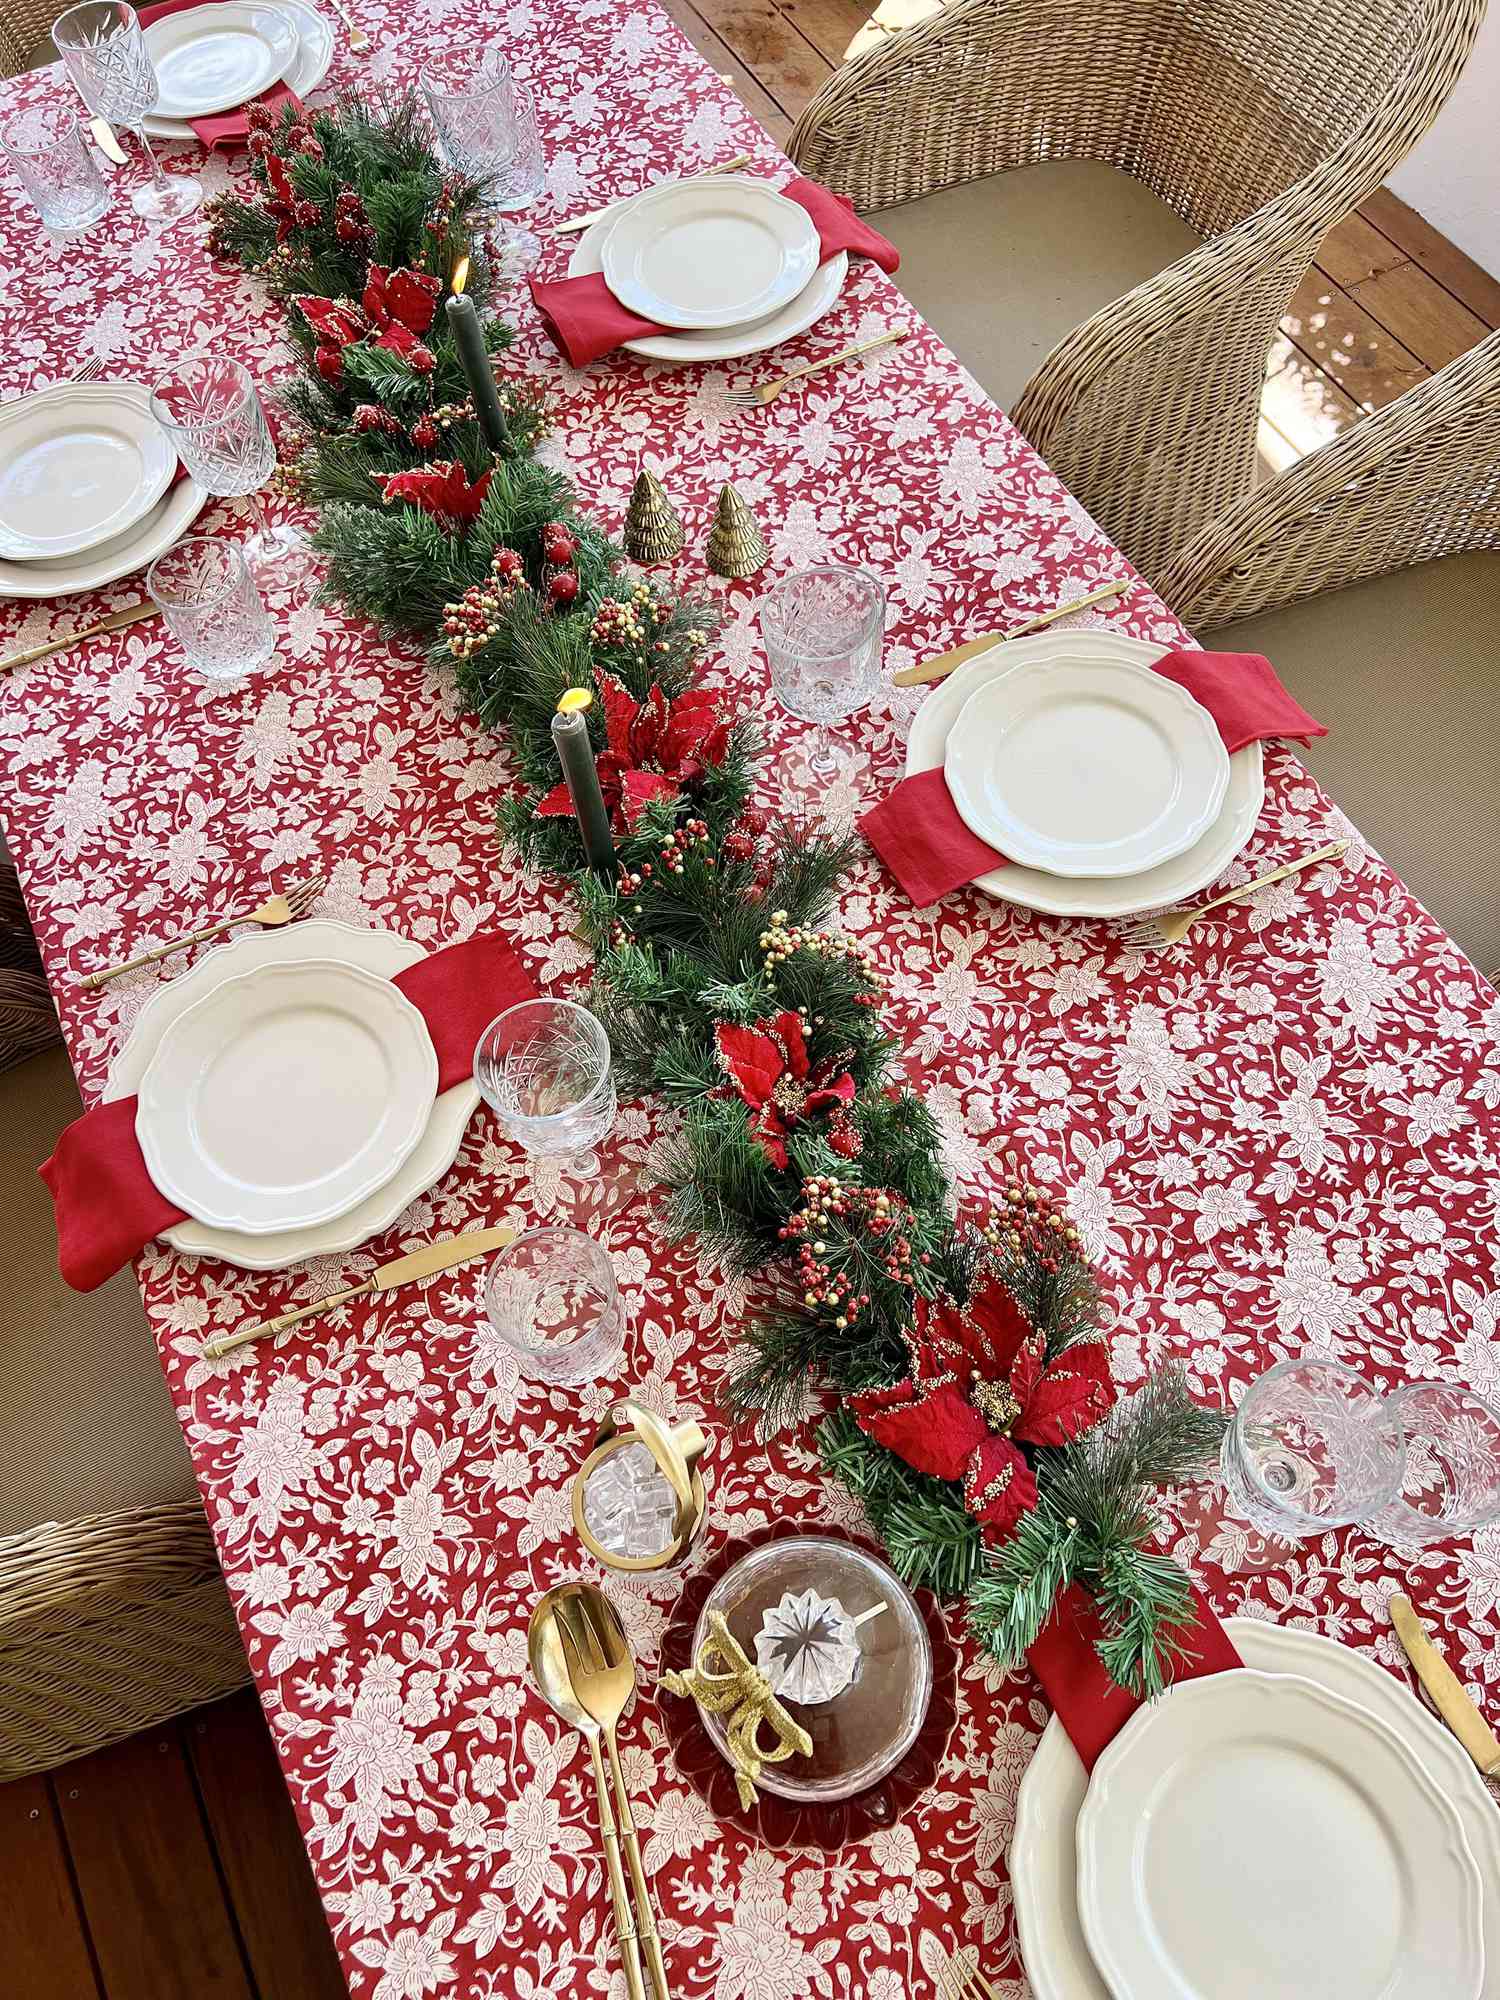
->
0;0;57;77
1156;333;1500;973
788;0;1486;588
1;1048;250;1784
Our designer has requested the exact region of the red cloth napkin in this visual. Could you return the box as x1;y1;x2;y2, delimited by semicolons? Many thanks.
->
40;931;535;1293
531;176;901;367
861;647;1327;907
1027;1580;1244;1771
135;0;302;152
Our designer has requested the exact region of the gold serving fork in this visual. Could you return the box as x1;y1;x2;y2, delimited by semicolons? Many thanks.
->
1120;841;1348;953
941;1956;1003;2000
81;874;325;989
325;0;370;53
554;1588;671;1999
724;328;907;408
550;153;753;233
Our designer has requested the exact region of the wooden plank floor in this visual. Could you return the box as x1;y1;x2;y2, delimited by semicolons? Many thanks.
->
3;1690;346;2000
8;13;1500;2000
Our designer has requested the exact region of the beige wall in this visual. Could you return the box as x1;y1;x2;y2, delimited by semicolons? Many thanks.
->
1389;5;1500;277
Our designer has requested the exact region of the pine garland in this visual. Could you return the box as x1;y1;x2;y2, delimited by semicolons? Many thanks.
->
210;91;1227;1693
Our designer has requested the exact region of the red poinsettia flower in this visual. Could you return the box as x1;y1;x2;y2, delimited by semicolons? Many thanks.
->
535;671;731;829
850;1276;1116;1545
295;294;367;383
714;1011;858;1170
362;264;441;357
379;459;492;525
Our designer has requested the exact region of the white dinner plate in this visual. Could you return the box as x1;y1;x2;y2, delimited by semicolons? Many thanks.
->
143;3;297;121
136;956;438;1234
569;217;847;363
905;631;1264;916
1076;1669;1484;2000
0;467;206;600
1013;1617;1500;2000
0;383;176;561
106;919;481;1270
945;651;1230;876
601;176;821;330
145;0;334;138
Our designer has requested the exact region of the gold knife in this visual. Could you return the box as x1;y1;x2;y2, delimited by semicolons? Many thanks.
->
2;601;160;673
88;117;129;165
1389;1594;1500;1776
891;578;1133;687
550;153;753;233
201;1227;518;1359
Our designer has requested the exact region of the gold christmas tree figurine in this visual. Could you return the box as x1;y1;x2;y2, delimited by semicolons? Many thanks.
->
705;482;769;579
623;467;685;565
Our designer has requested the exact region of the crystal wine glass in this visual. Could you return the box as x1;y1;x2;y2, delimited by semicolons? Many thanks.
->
474;998;616;1180
1220;1357;1406;1540
149;358;314;592
52;1;200;226
761;565;885;778
419;48;543;286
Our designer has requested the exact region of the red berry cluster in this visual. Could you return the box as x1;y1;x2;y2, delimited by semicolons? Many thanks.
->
353;403;402;436
757;912;884;998
440;548;529;660
540;523;580;608
779;1179;917;1326
334;189;373;249
979;1183;1080;1274
652;818;712;878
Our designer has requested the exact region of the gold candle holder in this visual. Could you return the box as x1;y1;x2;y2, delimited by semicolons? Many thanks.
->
572;1399;709;1573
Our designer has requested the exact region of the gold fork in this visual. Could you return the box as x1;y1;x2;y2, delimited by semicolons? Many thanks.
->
325;0;370;53
724;328;907;408
555;1588;671;1999
81;874;326;989
68;357;104;386
941;1955;1003;2000
1120;841;1348;953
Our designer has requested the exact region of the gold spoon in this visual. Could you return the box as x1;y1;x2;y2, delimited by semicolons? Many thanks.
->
529;1588;649;2000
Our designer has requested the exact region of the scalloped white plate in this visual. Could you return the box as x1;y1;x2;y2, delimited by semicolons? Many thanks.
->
906;630;1263;916
106;919;480;1269
145;0;334;140
1076;1668;1483;2000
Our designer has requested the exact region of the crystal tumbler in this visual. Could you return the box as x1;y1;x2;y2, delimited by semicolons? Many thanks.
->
484;1227;623;1386
1373;1382;1500;1549
0;104;110;235
147;536;274;681
474;997;616;1177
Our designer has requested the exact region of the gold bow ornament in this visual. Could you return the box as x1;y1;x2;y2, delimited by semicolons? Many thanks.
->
660;1610;813;1808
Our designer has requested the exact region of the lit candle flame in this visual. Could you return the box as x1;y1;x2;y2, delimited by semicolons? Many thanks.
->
557;687;593;714
451;254;471;297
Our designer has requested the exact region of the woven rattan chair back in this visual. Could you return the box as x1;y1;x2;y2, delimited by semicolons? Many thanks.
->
1158;329;1500;628
789;0;1487;586
0;0;59;77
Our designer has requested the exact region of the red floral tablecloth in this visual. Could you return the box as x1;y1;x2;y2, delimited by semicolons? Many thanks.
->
3;7;1499;1997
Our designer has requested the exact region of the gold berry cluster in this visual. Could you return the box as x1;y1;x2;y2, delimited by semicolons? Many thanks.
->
757;912;883;997
980;1183;1080;1275
441;549;528;659
779;1178;922;1327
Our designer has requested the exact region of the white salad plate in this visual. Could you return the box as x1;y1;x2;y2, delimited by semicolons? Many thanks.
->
146;0;333;139
570;217;846;363
1013;1617;1500;2000
945;649;1230;876
906;631;1263;916
143;2;297;121
0;471;206;600
1075;1668;1485;2000
136;955;439;1235
0;383;176;561
106;920;481;1271
601;176;821;330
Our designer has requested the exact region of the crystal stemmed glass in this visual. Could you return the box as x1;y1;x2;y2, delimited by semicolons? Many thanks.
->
474;998;617;1180
149;358;314;592
760;565;885;779
52;1;201;225
419;48;544;286
1220;1357;1406;1540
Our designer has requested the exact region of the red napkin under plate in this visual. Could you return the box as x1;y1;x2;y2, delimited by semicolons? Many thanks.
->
531;176;901;368
41;930;535;1292
1027;1579;1244;1770
861;647;1327;907
136;0;302;152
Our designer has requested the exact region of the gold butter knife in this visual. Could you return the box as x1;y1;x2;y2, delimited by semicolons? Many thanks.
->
550;153;752;233
2;601;159;674
891;578;1132;687
201;1227;517;1359
1389;1594;1500;1777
